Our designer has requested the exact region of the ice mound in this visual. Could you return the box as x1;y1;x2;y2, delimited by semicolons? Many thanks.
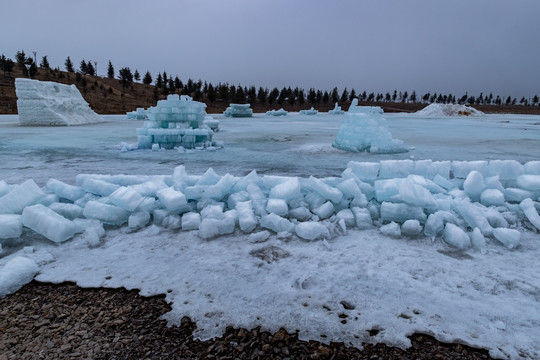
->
299;107;318;115
126;108;148;120
416;103;484;117
224;103;253;117
266;108;288;116
2;159;539;254
328;102;345;115
15;78;103;126
136;95;218;149
332;99;407;154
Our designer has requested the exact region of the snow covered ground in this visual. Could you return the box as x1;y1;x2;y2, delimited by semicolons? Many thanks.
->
1;112;540;359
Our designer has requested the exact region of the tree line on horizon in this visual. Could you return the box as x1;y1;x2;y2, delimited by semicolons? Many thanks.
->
2;50;539;108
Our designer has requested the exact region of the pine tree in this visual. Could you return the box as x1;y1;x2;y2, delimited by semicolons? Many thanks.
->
168;79;175;94
392;90;397;102
64;56;75;72
316;90;322;104
235;86;246;103
174;76;183;90
207;83;217;102
298;89;305;104
269;88;279;104
331;87;339;103
277;87;287;104
323;91;329;104
40;56;50;69
15;50;26;65
349;89;356;102
134;69;140;82
0;54;15;74
79;60;88;74
307;88;316;104
107;61;114;78
156;73;163;88
143;71;152;85
410;91;417;103
248;86;257;104
257;87;268;104
86;61;95;76
532;95;539;106
118;67;133;88
340;88;349;103
229;85;236;102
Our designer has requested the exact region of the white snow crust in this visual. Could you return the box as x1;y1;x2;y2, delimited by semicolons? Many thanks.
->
416;103;485;117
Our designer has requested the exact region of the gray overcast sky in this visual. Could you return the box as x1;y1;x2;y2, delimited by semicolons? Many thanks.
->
2;0;539;98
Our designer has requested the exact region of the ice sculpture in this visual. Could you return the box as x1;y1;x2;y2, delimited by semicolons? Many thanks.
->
224;103;253;117
126;108;148;120
15;78;103;126
266;108;288;116
332;99;407;154
299;107;318;115
328;102;345;115
136;95;215;149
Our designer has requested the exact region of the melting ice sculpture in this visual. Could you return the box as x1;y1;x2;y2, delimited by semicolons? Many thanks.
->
266;108;288;116
15;78;103;126
328;102;345;115
332;99;407;154
299;107;318;115
224;103;253;117
126;108;148;120
136;95;217;149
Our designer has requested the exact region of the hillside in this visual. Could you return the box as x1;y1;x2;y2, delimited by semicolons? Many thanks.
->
2;66;540;115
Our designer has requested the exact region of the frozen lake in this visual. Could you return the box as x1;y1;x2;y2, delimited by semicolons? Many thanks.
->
1;111;540;360
1;112;539;185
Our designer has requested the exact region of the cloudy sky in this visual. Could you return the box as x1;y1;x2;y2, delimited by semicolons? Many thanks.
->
2;0;539;99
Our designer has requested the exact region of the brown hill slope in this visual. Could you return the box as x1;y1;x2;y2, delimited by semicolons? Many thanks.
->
2;66;539;115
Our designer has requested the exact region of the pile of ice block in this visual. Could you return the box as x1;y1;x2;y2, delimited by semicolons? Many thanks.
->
224;103;253;117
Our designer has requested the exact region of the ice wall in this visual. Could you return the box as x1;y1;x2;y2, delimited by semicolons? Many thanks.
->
15;78;103;126
332;99;407;154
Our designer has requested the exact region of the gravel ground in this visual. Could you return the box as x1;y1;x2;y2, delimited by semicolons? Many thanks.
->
0;281;496;360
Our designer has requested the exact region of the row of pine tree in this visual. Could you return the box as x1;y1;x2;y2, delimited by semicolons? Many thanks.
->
2;50;539;107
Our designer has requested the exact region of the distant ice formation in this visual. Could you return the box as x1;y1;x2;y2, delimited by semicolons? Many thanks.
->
224;103;253;117
15;78;103;126
266;108;288;116
126;108;148;120
332;99;407;154
136;94;218;149
299;107;318;115
416;103;484;116
328;102;345;115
